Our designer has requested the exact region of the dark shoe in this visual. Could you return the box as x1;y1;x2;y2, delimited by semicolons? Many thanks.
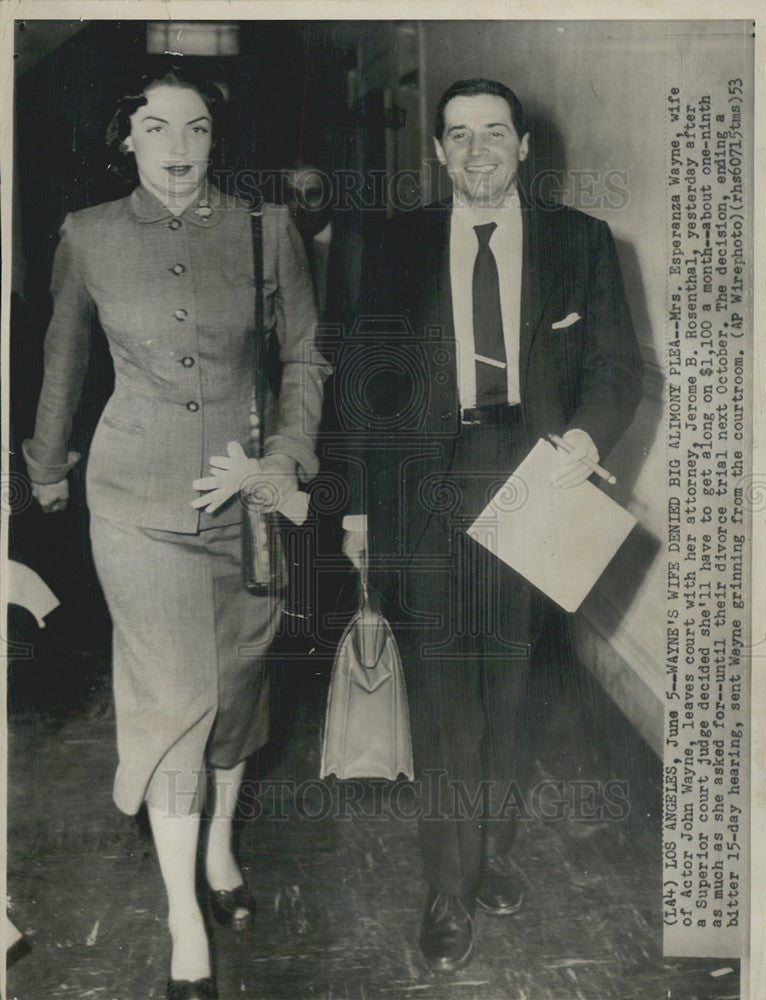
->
476;848;524;916
476;869;524;915
166;977;218;1000
209;883;253;931
419;891;473;972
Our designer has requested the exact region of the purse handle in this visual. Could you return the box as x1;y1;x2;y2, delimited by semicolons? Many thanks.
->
242;194;287;596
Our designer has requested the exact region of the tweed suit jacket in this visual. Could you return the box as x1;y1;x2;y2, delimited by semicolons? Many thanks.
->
344;197;644;562
24;185;328;533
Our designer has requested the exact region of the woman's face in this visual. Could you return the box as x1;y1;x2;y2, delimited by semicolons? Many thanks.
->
123;83;212;208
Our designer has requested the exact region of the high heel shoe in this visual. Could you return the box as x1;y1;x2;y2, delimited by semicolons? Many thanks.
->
166;976;218;1000
209;883;253;931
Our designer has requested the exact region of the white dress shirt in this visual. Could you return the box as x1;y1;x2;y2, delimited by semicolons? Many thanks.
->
449;188;523;409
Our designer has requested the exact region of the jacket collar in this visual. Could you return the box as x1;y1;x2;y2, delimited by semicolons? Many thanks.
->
129;182;224;227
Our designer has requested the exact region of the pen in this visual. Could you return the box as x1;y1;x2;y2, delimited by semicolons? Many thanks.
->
547;433;617;485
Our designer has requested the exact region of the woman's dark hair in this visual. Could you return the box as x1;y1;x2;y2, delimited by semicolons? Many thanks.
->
105;60;228;181
434;78;527;142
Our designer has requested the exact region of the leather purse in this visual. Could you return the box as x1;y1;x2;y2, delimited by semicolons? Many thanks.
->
319;558;414;781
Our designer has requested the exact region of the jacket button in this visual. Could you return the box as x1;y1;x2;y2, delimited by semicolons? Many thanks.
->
181;356;195;368
186;401;199;412
168;218;182;230
170;263;186;275
441;410;454;420
174;308;188;321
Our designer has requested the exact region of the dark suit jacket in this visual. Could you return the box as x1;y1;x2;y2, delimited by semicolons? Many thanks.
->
341;197;644;565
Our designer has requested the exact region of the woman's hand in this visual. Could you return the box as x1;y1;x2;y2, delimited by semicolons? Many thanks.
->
192;441;258;513
32;478;69;513
192;442;298;514
243;454;299;513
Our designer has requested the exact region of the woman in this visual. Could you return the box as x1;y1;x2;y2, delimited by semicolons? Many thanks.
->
24;63;327;1000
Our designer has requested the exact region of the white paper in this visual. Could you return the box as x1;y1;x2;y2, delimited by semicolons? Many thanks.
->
467;439;637;612
7;560;59;627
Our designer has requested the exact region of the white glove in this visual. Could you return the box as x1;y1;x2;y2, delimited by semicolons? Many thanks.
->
32;478;69;513
550;428;599;489
192;442;298;514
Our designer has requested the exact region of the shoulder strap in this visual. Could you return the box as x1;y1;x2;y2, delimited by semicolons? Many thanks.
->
249;198;265;457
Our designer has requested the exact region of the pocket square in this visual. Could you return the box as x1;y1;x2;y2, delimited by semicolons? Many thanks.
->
551;312;581;330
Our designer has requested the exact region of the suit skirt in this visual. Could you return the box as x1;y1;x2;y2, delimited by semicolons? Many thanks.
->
90;514;279;816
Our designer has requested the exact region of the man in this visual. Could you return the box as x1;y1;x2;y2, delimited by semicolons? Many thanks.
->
283;161;374;332
341;78;644;971
277;162;375;655
283;163;335;320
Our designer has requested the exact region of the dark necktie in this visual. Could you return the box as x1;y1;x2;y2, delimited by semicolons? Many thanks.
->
472;221;507;407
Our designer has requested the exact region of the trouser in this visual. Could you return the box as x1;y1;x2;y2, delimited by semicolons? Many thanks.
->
391;409;540;904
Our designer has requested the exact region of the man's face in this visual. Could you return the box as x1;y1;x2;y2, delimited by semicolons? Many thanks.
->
285;167;333;240
434;94;529;207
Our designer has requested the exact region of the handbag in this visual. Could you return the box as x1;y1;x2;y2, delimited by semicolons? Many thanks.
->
241;197;287;596
319;556;414;781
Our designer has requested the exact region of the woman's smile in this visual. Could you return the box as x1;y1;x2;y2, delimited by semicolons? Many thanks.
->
123;84;212;211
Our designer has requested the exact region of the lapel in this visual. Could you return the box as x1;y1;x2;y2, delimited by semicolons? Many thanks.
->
420;200;454;342
519;198;556;394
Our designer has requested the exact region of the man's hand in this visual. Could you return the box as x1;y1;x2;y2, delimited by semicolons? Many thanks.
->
32;478;69;513
342;529;368;571
550;428;599;489
192;442;297;513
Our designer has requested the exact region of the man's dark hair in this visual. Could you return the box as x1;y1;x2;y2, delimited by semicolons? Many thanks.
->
434;79;527;142
105;60;229;181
